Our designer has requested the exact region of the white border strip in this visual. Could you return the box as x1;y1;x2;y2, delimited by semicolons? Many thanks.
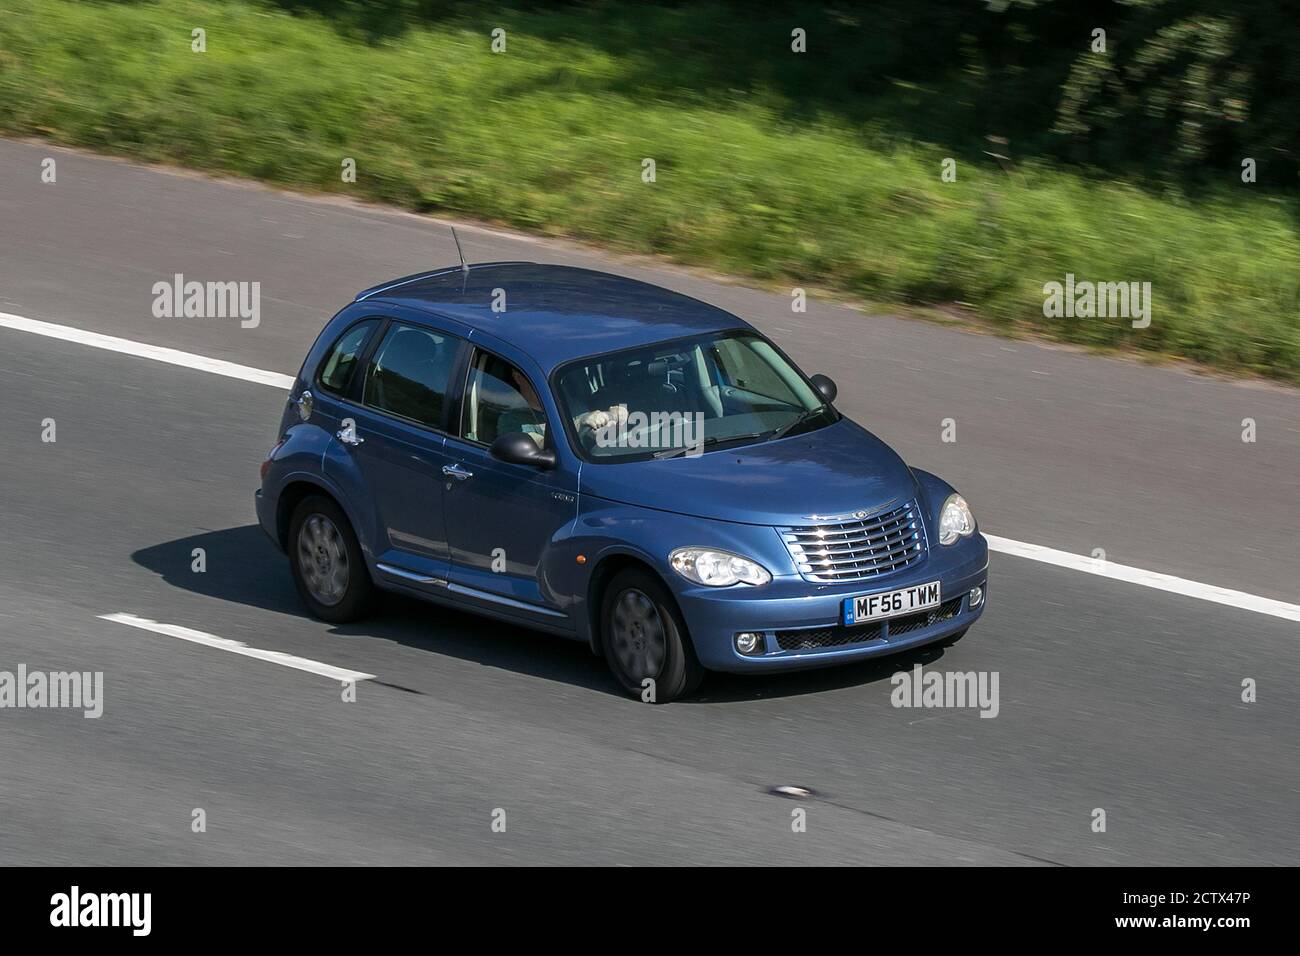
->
0;313;294;389
4;313;1296;623
985;535;1300;622
100;613;375;683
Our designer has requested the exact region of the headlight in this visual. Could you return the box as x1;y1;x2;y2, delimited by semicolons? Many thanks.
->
669;548;772;587
938;494;976;545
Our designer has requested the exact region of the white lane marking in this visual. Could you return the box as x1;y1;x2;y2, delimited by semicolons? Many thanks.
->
99;613;375;683
3;313;1296;623
0;313;295;390
985;535;1300;623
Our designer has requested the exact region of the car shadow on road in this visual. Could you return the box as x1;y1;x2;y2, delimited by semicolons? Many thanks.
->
133;525;958;705
689;643;953;705
131;525;619;697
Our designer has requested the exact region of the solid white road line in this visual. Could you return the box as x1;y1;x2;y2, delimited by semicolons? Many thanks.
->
984;535;1300;623
3;313;1297;624
99;613;375;684
0;312;295;390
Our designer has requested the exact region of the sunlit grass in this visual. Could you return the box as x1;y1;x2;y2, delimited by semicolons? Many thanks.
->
1;0;1297;380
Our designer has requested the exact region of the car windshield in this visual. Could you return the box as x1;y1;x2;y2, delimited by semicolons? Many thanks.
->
553;331;836;462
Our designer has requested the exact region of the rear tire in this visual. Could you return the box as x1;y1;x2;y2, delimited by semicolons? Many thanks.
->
288;495;373;623
600;568;703;703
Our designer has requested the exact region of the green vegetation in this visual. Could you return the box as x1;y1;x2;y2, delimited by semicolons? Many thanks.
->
1;0;1298;380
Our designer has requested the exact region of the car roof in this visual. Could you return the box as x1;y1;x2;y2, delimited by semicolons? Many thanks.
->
355;262;752;371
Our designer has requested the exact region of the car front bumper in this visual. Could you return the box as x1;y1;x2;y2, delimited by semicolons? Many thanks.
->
673;535;988;673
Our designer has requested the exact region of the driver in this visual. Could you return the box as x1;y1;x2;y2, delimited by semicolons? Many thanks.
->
498;367;548;445
574;404;630;451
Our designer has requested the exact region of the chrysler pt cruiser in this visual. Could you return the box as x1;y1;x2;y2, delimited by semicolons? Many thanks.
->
256;263;988;701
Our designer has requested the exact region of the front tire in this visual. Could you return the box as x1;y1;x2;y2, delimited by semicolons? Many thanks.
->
288;494;373;623
600;568;703;702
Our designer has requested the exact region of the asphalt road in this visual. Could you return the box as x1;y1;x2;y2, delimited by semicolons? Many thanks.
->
1;138;1297;865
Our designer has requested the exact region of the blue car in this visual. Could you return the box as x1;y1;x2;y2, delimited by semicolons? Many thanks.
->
256;262;987;701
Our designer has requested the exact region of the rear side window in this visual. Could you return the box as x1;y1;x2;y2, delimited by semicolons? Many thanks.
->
317;319;378;396
362;323;461;430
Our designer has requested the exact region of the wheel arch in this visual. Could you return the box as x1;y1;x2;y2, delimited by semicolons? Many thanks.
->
585;551;690;658
276;478;346;551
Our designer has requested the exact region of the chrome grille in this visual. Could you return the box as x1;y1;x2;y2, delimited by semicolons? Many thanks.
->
781;501;927;582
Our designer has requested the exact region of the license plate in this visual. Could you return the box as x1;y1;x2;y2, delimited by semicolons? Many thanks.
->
843;581;941;625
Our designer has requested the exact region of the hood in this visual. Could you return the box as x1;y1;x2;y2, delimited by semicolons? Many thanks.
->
579;418;918;526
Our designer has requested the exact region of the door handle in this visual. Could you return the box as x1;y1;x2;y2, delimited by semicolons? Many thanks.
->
442;463;473;481
336;426;364;446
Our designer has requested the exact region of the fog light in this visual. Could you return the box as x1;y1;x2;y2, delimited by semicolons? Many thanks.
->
969;586;984;609
734;632;762;655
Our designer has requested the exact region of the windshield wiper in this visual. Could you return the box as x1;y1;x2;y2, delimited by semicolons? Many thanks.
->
767;405;827;442
650;411;827;460
651;432;768;459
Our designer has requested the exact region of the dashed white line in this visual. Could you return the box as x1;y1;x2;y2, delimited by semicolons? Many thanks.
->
0;312;295;390
3;312;1297;624
99;613;375;684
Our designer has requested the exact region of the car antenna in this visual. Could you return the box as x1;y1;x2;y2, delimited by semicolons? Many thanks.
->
451;226;470;292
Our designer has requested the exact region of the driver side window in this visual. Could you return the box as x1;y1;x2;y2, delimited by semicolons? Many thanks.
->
460;351;548;447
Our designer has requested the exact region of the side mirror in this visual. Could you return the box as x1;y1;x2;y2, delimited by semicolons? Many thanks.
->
809;373;838;404
490;432;557;469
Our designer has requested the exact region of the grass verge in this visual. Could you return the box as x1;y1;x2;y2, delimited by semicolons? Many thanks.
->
2;0;1297;381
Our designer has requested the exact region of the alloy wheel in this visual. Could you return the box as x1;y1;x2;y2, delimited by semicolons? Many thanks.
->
609;588;667;680
297;512;350;606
